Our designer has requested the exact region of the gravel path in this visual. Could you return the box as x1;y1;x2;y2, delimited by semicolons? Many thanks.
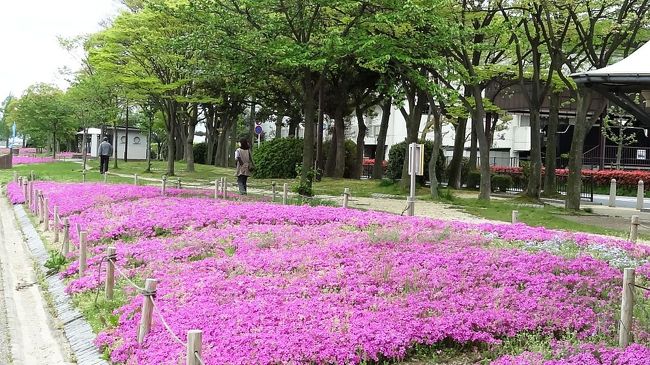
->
349;196;487;222
0;196;73;364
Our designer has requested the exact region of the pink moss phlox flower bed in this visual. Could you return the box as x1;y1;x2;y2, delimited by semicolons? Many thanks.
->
12;155;54;165
6;182;650;364
492;342;650;364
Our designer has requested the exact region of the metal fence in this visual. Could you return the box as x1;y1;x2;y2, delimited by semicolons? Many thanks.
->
504;174;593;202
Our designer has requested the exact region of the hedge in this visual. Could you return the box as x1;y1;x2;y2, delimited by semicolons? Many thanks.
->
491;167;650;190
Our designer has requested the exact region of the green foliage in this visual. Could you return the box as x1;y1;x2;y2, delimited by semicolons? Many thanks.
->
193;142;207;165
252;138;304;179
491;174;513;192
323;140;357;178
385;140;445;184
44;250;67;273
466;170;481;189
293;165;315;196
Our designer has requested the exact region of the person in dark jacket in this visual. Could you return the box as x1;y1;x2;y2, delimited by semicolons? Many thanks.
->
234;138;254;194
98;137;113;174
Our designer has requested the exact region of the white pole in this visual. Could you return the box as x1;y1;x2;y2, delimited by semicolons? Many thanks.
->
343;188;350;208
257;133;260;148
609;179;617;207
407;143;416;216
512;210;519;224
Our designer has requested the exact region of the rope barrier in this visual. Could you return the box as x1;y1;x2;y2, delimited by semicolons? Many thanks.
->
93;256;107;305
194;351;206;365
149;296;186;347
632;283;650;292
113;262;147;292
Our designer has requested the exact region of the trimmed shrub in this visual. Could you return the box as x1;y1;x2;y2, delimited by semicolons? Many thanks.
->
193;142;207;165
323;140;357;178
466;170;481;189
252;138;304;178
385;140;445;184
491;174;513;192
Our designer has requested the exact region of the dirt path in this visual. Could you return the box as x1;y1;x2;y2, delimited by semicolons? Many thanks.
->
0;197;73;364
350;196;487;222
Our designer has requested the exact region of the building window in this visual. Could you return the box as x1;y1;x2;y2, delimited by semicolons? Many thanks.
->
133;136;141;144
120;136;126;144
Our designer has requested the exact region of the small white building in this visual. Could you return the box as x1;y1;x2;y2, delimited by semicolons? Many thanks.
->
79;127;148;160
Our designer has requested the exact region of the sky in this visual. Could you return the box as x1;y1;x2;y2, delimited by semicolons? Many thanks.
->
0;0;124;100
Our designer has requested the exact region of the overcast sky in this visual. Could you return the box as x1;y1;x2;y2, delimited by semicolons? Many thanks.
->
0;0;124;100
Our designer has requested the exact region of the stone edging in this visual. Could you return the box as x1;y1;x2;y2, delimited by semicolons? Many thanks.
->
13;205;109;365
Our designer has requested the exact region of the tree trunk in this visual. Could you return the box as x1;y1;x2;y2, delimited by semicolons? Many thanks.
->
316;85;324;180
399;91;425;190
186;104;198;172
469;127;478;170
124;102;129;162
175;122;186;162
275;117;284;139
526;107;543;199
471;85;491;200
113;122;118;169
616;134;623;169
300;72;317;188
165;101;177;176
324;127;337;177
447;116;468;188
429;111;443;199
351;106;366;179
543;92;560;197
333;102;346;178
372;98;391;179
566;87;594;210
146;118;153;172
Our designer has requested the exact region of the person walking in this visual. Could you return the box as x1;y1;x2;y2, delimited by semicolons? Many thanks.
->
98;137;113;174
234;138;254;194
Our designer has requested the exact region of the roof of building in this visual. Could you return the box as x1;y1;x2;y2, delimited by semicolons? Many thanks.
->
571;41;650;90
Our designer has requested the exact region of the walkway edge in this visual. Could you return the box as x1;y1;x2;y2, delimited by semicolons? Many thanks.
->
13;205;109;365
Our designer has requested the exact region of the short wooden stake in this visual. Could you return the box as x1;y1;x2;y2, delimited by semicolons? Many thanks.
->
38;192;44;222
214;179;219;199
343;188;350;208
82;169;87;183
137;278;158;344
134;174;139;185
103;172;108;183
512;210;519;224
79;231;88;276
283;183;288;205
161;176;167;195
629;215;640;243
609;179;617;207
637;180;644;210
105;247;116;300
62;219;70;255
177;178;181;189
619;268;635;348
53;206;60;243
186;330;203;365
76;223;81;241
272;181;277;202
43;197;49;231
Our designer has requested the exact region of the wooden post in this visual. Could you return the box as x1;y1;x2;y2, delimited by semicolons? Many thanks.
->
105;247;116;300
13;171;17;183
137;278;158;344
629;215;640;243
177;178;181;189
134;174;139;186
214;179;219;199
82;169;87;183
222;178;227;199
22;179;28;203
637;180;644;210
343;188;350;208
76;223;81;241
28;181;33;207
609;179;617;207
79;231;88;276
283;183;289;205
512;210;519;224
186;330;203;365
619;268;635;348
43;197;49;231
53;206;60;243
272;181;277;202
161;176;167;195
38;191;44;222
62;219;70;255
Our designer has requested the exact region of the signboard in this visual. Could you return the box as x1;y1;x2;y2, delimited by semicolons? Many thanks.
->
254;125;263;135
408;143;425;176
637;149;647;160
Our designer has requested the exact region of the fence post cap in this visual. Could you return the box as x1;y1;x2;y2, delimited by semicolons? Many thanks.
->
612;179;616;183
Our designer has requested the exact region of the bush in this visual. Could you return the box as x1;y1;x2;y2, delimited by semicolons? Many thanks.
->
252;138;304;179
385;140;445;184
466;170;481;189
460;157;472;185
193;142;207;165
323;140;357;178
491;174;513;192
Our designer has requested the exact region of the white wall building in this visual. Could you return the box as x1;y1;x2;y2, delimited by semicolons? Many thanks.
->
80;127;148;160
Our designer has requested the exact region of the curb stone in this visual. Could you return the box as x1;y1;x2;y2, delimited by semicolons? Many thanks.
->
13;205;109;365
